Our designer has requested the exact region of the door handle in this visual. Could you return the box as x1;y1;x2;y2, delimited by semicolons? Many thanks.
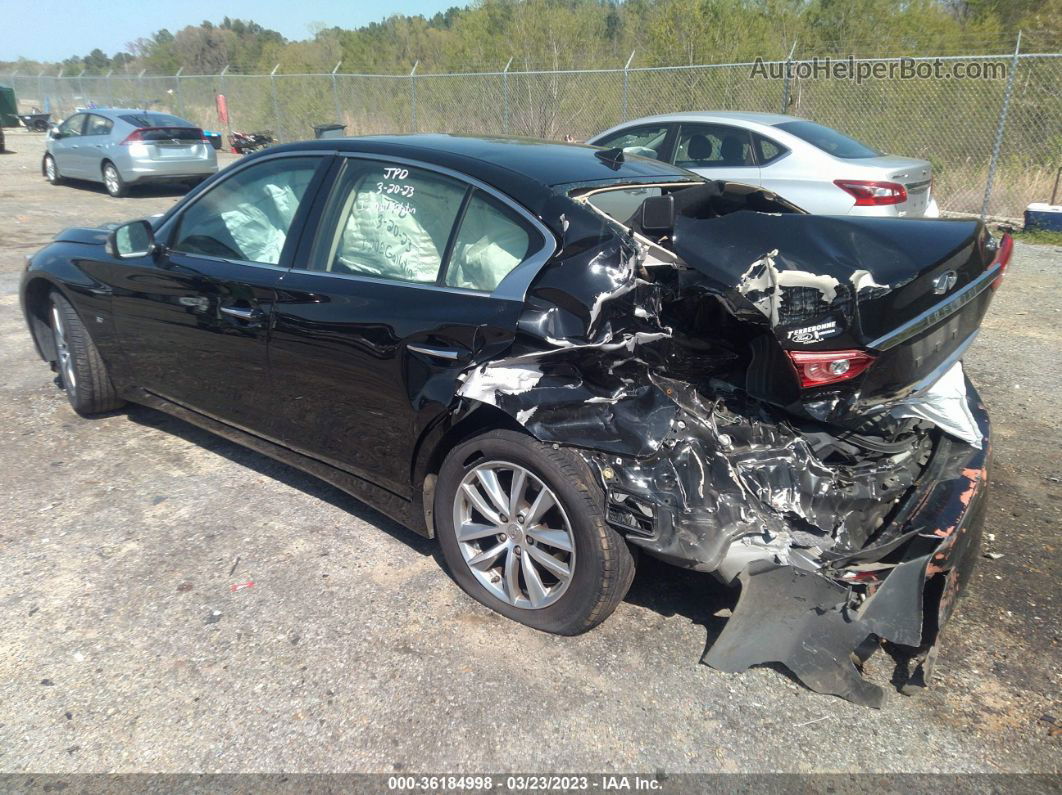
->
407;343;463;361
220;305;265;323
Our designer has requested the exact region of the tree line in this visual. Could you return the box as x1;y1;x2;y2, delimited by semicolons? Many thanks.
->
3;0;1059;77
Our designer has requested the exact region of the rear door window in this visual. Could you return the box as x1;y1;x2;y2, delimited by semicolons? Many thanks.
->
172;156;322;265
310;161;468;284
593;124;672;161
444;191;538;292
84;114;113;136
674;124;755;168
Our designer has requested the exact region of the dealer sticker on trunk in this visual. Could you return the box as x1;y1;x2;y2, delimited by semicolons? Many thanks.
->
786;319;841;343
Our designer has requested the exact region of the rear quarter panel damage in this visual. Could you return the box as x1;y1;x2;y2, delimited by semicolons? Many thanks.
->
456;185;996;704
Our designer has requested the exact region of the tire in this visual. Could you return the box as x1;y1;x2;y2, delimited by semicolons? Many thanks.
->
49;291;124;415
435;429;635;635
44;154;63;185
102;161;127;198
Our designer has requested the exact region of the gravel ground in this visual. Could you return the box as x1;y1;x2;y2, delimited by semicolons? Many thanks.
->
0;127;1059;774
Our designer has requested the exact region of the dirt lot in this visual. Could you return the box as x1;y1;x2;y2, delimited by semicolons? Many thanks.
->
0;126;1059;774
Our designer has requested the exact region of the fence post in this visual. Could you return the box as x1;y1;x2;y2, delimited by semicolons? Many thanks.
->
409;61;419;132
502;57;513;134
331;61;342;123
781;40;797;114
137;69;146;109
174;67;184;117
37;70;45;112
981;31;1022;219
56;69;64;116
78;68;85;106
220;64;231;135
271;64;282;141
621;50;635;121
106;70;113;106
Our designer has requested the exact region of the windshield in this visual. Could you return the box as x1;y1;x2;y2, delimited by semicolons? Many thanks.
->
774;120;881;159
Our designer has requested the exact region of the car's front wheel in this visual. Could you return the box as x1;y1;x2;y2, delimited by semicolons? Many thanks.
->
49;291;125;415
102;161;127;198
435;430;635;635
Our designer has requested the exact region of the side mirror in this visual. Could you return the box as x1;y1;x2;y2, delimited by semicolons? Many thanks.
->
48;126;61;139
108;220;157;259
639;194;675;234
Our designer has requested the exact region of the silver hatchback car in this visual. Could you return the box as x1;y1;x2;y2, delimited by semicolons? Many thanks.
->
588;111;939;217
43;108;218;197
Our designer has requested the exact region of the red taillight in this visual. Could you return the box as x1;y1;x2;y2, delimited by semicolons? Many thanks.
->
119;128;145;145
833;179;908;206
990;233;1013;290
787;349;875;388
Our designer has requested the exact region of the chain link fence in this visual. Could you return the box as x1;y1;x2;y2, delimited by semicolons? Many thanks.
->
3;48;1060;218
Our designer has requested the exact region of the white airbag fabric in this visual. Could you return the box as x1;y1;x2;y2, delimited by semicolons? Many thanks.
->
889;362;983;448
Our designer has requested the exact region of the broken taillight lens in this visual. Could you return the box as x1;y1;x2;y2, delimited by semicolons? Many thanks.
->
989;233;1014;290
833;179;908;206
787;350;875;388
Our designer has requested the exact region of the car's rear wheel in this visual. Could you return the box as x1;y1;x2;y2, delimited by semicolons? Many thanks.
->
102;161;127;198
44;154;63;185
435;430;635;635
49;292;124;415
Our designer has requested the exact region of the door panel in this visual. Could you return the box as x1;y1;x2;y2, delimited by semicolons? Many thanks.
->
109;256;284;431
269;276;522;495
51;114;87;177
267;156;547;496
77;114;114;179
109;154;329;432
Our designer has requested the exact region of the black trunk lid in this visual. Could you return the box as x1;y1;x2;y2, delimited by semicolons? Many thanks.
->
671;212;1000;407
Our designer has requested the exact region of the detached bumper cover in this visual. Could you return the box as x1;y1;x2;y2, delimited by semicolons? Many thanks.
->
704;396;989;708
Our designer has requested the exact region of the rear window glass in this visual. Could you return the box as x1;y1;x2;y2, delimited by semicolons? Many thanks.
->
774;120;880;159
120;112;195;129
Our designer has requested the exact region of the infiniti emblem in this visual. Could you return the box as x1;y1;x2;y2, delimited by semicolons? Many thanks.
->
932;270;958;295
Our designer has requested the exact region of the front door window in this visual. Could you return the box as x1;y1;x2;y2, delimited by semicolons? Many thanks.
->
172;156;321;265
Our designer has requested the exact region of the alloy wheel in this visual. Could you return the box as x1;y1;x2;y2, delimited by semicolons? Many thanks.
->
51;304;76;391
103;166;120;196
452;461;576;609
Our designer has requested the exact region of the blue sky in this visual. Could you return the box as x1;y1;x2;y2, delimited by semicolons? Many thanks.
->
1;0;459;62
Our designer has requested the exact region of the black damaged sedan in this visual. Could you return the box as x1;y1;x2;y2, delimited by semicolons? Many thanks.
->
20;135;1011;706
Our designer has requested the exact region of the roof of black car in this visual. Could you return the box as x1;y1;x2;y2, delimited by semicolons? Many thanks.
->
269;134;695;210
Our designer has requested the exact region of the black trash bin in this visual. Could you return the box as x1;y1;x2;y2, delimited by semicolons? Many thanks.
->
314;123;347;139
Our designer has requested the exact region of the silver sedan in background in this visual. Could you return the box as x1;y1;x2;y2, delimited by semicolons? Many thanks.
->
588;111;939;217
43;109;217;197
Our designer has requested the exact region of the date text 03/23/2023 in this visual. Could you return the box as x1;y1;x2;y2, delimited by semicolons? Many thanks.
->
387;775;664;791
